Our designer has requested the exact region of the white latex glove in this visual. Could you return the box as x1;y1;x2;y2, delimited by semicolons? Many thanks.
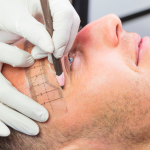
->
0;9;50;136
0;23;49;137
0;0;80;63
0;39;49;136
0;61;49;137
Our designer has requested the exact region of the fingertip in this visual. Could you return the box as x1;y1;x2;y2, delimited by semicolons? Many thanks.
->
22;121;39;136
32;106;49;123
5;128;11;137
0;122;10;137
12;53;35;68
31;46;48;59
53;46;66;59
40;108;49;122
38;37;54;53
14;46;35;67
0;129;10;137
34;125;39;136
12;46;35;67
29;123;39;136
0;44;35;68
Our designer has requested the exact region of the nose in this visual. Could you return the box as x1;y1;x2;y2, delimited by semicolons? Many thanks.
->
100;14;122;48
74;14;123;51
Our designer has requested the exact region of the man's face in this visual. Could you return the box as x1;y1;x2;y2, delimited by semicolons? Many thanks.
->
2;14;150;149
61;14;150;137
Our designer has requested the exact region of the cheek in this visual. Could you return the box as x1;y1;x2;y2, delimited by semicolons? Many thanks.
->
62;67;139;131
85;55;138;100
64;53;138;123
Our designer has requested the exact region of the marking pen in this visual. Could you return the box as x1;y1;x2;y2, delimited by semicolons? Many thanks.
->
40;0;64;89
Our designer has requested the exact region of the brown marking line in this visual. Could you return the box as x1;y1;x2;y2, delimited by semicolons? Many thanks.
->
30;65;43;69
23;40;66;116
33;89;58;97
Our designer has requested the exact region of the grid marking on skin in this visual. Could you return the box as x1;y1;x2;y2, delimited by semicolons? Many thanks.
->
23;40;64;111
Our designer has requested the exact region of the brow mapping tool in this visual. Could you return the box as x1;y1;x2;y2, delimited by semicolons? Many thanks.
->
40;0;64;89
24;40;67;119
32;0;67;118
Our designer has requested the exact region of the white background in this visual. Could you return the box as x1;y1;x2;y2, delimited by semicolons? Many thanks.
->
88;0;150;37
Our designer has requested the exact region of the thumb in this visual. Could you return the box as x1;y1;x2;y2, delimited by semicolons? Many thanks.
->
31;46;53;64
31;46;48;60
17;14;54;53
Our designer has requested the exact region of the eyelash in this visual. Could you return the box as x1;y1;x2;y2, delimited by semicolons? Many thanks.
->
68;57;74;65
68;53;76;70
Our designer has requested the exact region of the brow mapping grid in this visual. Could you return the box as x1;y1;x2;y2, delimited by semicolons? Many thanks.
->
24;40;67;119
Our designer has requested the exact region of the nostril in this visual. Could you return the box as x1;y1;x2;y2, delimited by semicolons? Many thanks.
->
138;40;142;48
116;25;119;38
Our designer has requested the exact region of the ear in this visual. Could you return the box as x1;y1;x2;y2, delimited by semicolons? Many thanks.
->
60;145;82;150
60;139;90;150
60;138;103;150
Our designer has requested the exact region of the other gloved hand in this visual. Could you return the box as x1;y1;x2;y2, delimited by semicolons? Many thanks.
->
0;53;49;137
0;0;80;63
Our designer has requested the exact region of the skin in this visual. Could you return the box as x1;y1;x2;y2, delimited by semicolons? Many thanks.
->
1;14;150;150
61;14;150;149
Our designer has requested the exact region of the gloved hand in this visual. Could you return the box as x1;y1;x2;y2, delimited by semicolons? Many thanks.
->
0;0;80;63
0;47;49;137
0;0;79;136
0;60;49;137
